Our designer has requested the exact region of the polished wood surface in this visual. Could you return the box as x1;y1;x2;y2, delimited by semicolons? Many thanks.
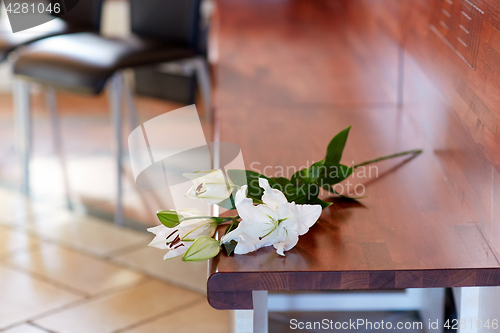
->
401;0;500;259
208;0;500;310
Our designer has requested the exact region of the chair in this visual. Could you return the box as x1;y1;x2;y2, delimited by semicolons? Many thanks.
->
1;0;104;211
0;0;104;62
13;0;211;225
2;0;104;210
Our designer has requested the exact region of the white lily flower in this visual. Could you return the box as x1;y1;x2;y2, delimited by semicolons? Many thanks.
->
221;178;322;256
147;208;218;260
184;169;237;205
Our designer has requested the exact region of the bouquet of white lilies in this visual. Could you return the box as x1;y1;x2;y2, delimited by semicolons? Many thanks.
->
147;127;422;262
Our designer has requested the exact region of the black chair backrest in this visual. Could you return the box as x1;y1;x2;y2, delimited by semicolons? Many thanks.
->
130;0;202;49
55;0;105;32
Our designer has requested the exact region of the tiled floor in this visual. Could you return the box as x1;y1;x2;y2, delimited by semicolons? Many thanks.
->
0;89;226;332
0;264;81;329
0;92;212;229
0;187;230;333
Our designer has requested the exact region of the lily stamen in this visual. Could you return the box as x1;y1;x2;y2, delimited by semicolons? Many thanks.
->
166;230;178;240
170;235;181;248
195;183;207;196
259;217;288;240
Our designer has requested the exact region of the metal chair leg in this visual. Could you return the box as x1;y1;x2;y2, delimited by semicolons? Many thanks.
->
108;73;125;226
156;57;212;118
45;87;73;210
122;69;140;132
13;79;32;196
192;57;212;119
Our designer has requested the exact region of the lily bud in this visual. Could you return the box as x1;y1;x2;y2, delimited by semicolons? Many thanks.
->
182;236;221;262
156;210;184;228
149;209;219;260
184;169;237;205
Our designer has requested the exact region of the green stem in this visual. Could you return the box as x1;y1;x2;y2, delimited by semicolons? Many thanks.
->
223;217;240;236
353;149;423;169
183;216;232;223
184;215;241;226
183;216;218;220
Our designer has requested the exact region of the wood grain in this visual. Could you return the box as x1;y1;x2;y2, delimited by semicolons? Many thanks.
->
208;0;500;310
208;269;500;309
400;0;500;259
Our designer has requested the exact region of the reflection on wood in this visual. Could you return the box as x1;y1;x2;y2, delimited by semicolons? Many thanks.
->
208;0;500;309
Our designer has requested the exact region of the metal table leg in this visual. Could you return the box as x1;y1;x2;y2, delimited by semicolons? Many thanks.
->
231;291;268;333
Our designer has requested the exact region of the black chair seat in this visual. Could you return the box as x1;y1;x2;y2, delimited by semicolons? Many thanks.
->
14;32;197;94
0;18;72;62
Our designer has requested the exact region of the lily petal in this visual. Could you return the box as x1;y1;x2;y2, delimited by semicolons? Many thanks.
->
222;226;275;254
234;186;275;224
273;228;299;256
274;243;286;256
291;203;322;235
183;169;226;182
184;170;236;204
163;243;191;260
147;225;174;249
233;234;261;255
177;208;207;218
276;202;293;221
147;225;169;236
259;178;288;211
178;218;217;240
221;220;274;245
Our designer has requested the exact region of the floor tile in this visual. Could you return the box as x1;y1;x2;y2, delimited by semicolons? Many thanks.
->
112;246;208;294
34;280;203;333
30;155;131;201
8;243;146;295
24;211;151;257
2;324;49;333
0;93;193;231
123;300;230;333
88;186;174;231
0;265;81;329
0;226;42;259
0;188;61;227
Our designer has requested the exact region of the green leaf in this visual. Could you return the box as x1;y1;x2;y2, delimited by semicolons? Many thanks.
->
291;160;325;188
156;210;184;228
226;168;339;208
216;195;237;210
319;164;354;188
212;217;234;224
223;218;240;236
325;126;351;165
223;240;238;256
182;236;221;262
329;188;367;201
227;170;271;202
282;185;306;202
252;198;264;204
227;169;267;186
314;197;333;209
282;183;319;205
269;177;291;187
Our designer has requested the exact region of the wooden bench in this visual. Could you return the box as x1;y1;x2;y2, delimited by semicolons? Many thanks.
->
207;0;500;331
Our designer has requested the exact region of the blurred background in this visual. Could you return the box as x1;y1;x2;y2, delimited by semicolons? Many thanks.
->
0;0;225;332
